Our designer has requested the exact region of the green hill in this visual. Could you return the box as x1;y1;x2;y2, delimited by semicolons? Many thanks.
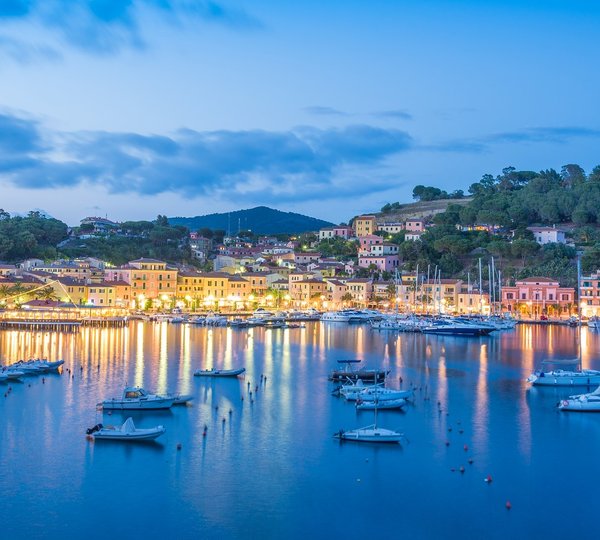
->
169;206;334;234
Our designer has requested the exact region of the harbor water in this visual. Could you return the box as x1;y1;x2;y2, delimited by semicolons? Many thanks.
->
1;322;599;539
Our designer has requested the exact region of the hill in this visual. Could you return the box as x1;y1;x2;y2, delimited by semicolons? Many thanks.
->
375;198;472;222
169;206;334;235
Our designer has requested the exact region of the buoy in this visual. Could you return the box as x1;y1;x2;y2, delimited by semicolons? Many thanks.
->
365;458;369;462
468;458;474;464
448;428;452;432
459;429;464;434
450;467;456;472
505;501;512;510
107;411;112;416
445;441;450;446
484;475;493;483
356;478;361;482
42;378;45;384
177;443;182;450
215;405;219;410
463;444;468;452
222;417;226;423
229;409;232;415
459;466;465;474
241;396;244;401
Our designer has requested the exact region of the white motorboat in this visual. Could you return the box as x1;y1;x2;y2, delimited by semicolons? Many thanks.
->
334;425;404;443
321;311;351;323
99;387;175;410
193;367;246;377
356;398;407;410
0;368;24;380
86;417;165;441
587;317;600;330
559;386;600;412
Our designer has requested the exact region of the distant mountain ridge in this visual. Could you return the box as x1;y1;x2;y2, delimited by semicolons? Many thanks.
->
169;206;335;234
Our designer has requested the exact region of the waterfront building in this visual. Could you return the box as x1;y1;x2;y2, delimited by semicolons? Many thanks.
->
353;215;377;237
86;281;120;307
325;279;348;307
580;270;600;317
289;278;327;305
340;278;373;306
501;277;574;317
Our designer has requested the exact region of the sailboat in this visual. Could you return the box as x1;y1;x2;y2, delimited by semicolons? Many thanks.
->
558;385;600;412
333;397;405;443
527;255;600;387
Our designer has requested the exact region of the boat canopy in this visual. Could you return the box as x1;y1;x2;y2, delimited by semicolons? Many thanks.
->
337;359;362;364
540;358;579;365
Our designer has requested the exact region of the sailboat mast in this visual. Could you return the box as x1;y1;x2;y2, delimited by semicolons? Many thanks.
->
414;264;419;314
478;258;483;314
491;256;496;315
577;253;583;370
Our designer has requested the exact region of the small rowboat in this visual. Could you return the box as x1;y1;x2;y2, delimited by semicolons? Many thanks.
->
193;368;246;377
86;418;165;441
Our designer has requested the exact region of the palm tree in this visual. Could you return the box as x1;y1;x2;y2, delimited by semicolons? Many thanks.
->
34;286;59;302
0;284;11;306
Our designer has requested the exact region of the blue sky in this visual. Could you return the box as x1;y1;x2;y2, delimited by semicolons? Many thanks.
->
0;0;599;225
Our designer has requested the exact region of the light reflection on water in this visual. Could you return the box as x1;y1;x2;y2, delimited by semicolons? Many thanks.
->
1;323;600;539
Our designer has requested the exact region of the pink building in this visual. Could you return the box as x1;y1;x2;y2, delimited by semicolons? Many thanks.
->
333;225;354;239
501;277;575;316
405;219;425;232
359;235;383;250
358;255;400;272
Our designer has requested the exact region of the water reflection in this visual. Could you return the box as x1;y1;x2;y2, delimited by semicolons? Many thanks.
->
2;322;600;540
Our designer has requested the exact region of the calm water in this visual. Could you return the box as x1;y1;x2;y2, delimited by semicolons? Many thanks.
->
1;322;599;540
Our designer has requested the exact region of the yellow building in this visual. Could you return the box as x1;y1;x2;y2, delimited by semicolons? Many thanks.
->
342;278;373;306
289;279;327;305
87;282;117;307
353;215;378;238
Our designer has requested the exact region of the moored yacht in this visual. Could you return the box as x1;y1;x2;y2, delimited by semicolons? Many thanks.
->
558;386;600;411
99;387;176;410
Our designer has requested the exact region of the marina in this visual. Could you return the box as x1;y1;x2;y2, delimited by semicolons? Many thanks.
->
1;321;600;539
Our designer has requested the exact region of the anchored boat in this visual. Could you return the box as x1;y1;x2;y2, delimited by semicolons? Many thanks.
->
99;387;176;410
86;417;165;441
193;368;246;377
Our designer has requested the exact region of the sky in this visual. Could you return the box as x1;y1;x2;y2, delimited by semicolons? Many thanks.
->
0;0;599;226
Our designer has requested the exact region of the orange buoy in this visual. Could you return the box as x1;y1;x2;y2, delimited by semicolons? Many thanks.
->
505;501;512;510
463;444;468;451
484;475;493;483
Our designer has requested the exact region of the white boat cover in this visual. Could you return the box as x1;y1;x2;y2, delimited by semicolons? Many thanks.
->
121;418;136;433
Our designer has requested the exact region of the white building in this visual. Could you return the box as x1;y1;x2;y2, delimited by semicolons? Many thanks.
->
526;226;566;245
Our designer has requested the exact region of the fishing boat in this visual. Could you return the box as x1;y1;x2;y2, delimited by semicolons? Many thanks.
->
356;397;406;410
558;386;600;412
329;359;388;383
86;417;165;441
99;387;176;410
193;367;246;377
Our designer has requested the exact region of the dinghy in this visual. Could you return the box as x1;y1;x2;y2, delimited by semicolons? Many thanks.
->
558;386;600;412
193;368;246;377
86;417;165;441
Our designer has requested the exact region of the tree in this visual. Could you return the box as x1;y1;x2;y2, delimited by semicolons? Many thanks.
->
511;239;540;267
561;164;586;188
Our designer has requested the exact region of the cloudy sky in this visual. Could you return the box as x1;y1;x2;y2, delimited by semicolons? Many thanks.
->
0;0;599;225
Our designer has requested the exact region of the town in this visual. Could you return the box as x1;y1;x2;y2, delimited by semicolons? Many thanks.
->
0;209;597;324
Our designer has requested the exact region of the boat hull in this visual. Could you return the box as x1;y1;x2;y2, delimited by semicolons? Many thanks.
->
334;426;403;443
528;371;600;387
101;398;175;410
356;398;407;410
194;368;246;377
93;427;166;441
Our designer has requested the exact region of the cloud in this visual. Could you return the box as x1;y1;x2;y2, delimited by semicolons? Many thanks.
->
0;0;261;57
425;126;600;153
303;106;347;117
373;109;413;121
0;111;412;205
